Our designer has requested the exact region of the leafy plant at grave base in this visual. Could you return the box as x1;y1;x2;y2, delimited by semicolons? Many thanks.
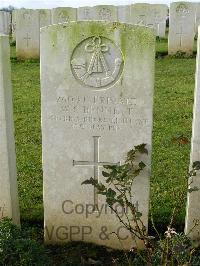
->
0;218;51;266
82;145;200;265
171;51;195;59
10;40;16;46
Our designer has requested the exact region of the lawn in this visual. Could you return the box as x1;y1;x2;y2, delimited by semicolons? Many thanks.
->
9;38;196;261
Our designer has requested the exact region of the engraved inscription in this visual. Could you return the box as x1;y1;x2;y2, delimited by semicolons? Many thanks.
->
137;14;146;25
71;36;123;89
98;8;112;20
58;11;69;22
73;136;120;207
176;3;189;18
83;8;91;19
47;95;150;132
23;12;31;21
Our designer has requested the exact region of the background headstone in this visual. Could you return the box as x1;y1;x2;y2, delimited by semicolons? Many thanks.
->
39;9;52;29
0;35;20;225
41;21;155;249
185;26;200;241
152;4;168;38
117;5;130;23
77;5;117;21
195;3;200;35
130;3;154;28
16;9;40;59
52;7;77;24
168;2;196;55
0;11;5;34
12;10;17;41
4;12;11;35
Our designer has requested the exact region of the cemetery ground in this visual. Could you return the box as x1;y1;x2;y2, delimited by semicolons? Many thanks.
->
2;38;198;264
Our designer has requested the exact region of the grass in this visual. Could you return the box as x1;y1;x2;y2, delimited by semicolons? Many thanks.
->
9;38;196;262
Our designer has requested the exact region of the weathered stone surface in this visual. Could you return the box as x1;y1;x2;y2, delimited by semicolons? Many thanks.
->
0;35;20;225
152;4;168;38
4;12;11;35
41;21;155;249
77;5;117;21
52;7;77;24
168;2;196;55
16;9;40;59
185;26;200;242
12;10;17;41
117;5;130;23
195;3;200;34
0;11;5;34
39;9;52;29
130;3;154;28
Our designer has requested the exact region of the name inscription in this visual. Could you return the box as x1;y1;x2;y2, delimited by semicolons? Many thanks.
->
47;95;150;132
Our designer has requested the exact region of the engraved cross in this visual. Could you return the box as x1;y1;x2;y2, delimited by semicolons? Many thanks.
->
176;25;185;48
73;136;120;207
24;33;31;47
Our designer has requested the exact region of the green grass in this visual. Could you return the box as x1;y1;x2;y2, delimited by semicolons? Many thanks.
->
10;40;196;253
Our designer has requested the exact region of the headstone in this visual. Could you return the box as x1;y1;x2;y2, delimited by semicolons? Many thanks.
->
0;11;5;34
185;26;200;241
152;4;168;38
77;5;117;21
117;5;130;23
39;9;52;29
12;10;17;41
77;6;94;20
0;35;20;225
168;2;196;55
16;9;40;59
130;3;154;28
4;12;11;35
195;3;200;35
52;7;77;24
41;21;155;249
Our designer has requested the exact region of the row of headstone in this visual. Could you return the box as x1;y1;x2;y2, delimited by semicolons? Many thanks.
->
14;4;167;59
0;11;11;34
0;19;155;249
3;10;200;249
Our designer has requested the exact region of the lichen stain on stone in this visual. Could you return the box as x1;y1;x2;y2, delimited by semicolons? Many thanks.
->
17;49;39;59
49;29;58;49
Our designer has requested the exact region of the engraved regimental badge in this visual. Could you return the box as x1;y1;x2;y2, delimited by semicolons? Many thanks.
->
71;36;124;89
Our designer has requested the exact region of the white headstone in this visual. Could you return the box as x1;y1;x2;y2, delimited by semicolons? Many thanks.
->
77;6;94;20
16;9;40;59
185;26;200;241
0;11;5;34
4;12;11;35
39;9;52;29
195;3;200;34
168;2;196;55
130;3;154;28
117;5;130;23
152;4;168;38
52;7;77;24
0;35;20;225
77;5;117;21
41;21;155;249
12;10;17;41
